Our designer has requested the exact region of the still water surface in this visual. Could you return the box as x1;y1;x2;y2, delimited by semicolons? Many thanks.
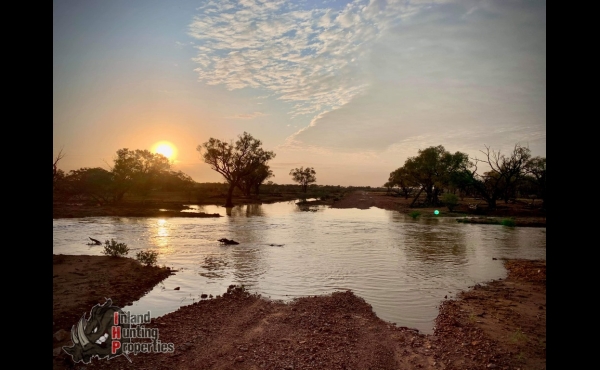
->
53;201;546;334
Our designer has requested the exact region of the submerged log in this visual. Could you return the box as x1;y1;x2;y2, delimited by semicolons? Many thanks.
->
218;238;240;245
88;237;102;245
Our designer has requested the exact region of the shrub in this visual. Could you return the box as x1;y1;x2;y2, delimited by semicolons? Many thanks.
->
136;250;159;266
102;239;129;257
501;218;516;227
442;193;459;212
409;211;421;219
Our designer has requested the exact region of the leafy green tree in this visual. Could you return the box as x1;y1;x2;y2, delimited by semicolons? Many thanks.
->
402;146;471;207
386;167;415;199
198;132;276;207
111;149;171;201
289;167;317;193
441;193;459;211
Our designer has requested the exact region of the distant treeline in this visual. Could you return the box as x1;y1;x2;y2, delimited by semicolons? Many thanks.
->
53;140;545;211
52;147;367;205
383;143;545;211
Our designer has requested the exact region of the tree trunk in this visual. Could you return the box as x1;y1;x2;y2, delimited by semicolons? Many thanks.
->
225;183;235;208
410;187;424;207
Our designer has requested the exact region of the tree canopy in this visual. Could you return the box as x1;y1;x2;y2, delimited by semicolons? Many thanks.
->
198;132;275;207
111;148;171;201
289;167;317;193
401;145;471;207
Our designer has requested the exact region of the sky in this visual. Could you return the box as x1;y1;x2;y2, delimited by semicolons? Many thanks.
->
53;0;546;187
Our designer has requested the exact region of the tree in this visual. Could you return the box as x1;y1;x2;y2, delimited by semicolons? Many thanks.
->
53;148;66;189
61;167;114;204
524;156;546;210
402;146;471;207
386;167;415;199
470;144;532;210
160;170;197;202
111;149;171;201
289;167;317;193
197;132;276;207
238;163;274;197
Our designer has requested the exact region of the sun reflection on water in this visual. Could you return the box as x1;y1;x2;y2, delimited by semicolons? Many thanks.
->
151;219;172;253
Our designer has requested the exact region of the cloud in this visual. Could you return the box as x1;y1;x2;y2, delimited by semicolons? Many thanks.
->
188;0;400;119
189;0;545;159
224;111;268;120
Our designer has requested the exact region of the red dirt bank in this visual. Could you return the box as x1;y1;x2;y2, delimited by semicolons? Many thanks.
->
53;257;545;370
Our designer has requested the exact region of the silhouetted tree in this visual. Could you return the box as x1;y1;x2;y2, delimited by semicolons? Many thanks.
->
111;149;171;201
62;167;114;204
289;167;317;193
238;163;274;196
53;148;66;189
198;132;276;207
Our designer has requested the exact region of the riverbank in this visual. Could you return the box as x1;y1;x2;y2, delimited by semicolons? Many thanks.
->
52;255;545;369
52;190;546;228
52;193;304;219
330;191;546;227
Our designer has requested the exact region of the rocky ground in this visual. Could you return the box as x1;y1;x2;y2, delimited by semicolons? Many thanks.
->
53;190;546;369
52;256;545;370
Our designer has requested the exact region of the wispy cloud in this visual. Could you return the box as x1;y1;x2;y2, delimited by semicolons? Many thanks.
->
189;0;545;159
188;0;408;119
224;111;267;120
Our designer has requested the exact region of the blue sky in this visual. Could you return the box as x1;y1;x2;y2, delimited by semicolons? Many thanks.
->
53;0;546;186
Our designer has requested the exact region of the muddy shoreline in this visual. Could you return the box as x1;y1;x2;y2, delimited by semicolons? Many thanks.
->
52;256;545;370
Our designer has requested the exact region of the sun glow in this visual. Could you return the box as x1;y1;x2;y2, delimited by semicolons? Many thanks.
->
152;141;177;160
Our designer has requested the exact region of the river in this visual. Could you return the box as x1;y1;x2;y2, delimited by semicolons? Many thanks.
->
53;201;546;334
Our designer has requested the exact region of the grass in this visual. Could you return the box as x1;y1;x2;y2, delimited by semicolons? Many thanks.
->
136;249;159;266
510;328;528;344
409;211;421;219
501;218;516;227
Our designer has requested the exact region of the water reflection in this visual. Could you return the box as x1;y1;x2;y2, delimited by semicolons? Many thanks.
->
403;221;468;266
226;204;265;217
53;202;545;334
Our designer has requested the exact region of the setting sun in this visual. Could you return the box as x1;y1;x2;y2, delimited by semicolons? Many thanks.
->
151;141;177;161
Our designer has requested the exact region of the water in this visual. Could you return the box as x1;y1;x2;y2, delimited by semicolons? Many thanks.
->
53;201;546;334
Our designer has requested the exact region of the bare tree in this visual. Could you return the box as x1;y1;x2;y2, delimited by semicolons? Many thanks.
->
471;143;532;209
53;148;66;188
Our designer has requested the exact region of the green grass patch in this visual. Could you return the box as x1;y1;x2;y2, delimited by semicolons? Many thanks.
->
408;211;421;219
501;218;516;227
